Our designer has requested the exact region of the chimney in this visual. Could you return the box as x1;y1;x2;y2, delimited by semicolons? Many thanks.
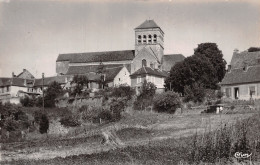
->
12;72;15;77
227;65;231;72
23;69;26;72
233;49;239;54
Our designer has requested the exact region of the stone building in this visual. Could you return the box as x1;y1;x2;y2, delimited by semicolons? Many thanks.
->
220;49;260;100
56;20;185;90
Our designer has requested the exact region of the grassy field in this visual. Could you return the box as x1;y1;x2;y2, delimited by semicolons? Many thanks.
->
1;106;259;164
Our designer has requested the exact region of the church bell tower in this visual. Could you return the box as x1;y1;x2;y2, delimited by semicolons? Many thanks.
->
134;20;164;63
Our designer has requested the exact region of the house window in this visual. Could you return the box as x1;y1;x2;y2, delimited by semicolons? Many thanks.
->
153;34;157;43
249;86;256;97
138;35;141;44
119;78;121;81
142;59;147;67
143;35;147;44
6;86;9;92
225;88;231;98
148;34;152;43
137;76;141;83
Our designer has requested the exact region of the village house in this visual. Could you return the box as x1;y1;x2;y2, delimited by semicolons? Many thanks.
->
220;49;260;100
56;20;185;91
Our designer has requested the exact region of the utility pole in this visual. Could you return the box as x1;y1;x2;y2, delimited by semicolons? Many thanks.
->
42;73;45;111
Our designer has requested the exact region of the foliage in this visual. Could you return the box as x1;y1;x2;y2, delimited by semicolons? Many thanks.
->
97;110;113;122
183;82;206;103
60;116;81;127
194;43;227;82
39;113;49;134
248;47;260;52
165;43;226;95
133;81;157;110
153;91;181;113
70;75;89;97
44;81;64;107
110;98;126;121
110;84;135;100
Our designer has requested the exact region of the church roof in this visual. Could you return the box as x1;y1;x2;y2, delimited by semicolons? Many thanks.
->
66;64;124;75
162;54;185;72
220;65;260;85
135;20;160;29
130;67;168;77
56;50;135;63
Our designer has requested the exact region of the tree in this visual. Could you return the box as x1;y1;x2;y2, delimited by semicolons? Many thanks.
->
194;43;226;82
183;82;206;103
70;75;89;97
134;81;157;110
248;47;260;52
165;43;226;95
44;81;63;107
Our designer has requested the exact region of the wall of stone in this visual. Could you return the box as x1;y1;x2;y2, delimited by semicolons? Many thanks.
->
56;61;69;75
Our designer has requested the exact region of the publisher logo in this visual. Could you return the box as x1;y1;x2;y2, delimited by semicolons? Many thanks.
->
234;152;252;159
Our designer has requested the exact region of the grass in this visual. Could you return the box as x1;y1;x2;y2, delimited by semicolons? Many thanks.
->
2;105;260;165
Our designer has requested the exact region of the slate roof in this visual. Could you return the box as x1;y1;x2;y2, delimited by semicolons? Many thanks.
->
230;51;260;69
162;54;185;72
66;64;124;75
56;50;135;63
220;65;260;85
66;66;123;82
135;20;161;30
34;75;71;87
130;67;168;77
0;77;33;87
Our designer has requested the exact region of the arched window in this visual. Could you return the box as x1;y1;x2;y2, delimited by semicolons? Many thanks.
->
142;59;147;67
148;34;152;43
137;35;141;44
143;35;147;44
153;34;157;43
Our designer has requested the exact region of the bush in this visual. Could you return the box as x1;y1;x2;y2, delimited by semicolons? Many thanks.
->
110;85;135;100
153;91;181;113
110;98;126;121
97;110;113;122
133;81;157;110
60;116;81;127
20;96;36;107
33;111;49;134
39;113;49;134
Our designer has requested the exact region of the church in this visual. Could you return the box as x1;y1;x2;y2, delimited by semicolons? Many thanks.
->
56;20;185;91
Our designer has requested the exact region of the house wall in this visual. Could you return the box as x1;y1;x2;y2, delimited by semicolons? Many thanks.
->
0;86;28;104
221;82;260;100
113;67;131;86
131;74;165;89
56;61;70;75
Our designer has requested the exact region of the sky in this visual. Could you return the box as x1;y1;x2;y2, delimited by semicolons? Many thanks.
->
0;0;259;78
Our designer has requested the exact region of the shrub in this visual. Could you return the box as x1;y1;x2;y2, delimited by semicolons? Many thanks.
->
60;116;81;127
110;85;135;100
39;113;49;134
153;91;181;113
97;110;113;122
110;98;126;121
20;96;36;107
133;81;157;110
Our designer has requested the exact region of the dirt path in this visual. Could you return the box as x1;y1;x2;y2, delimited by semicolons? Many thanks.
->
0;113;254;162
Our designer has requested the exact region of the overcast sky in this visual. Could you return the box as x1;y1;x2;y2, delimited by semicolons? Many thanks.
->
0;0;259;78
